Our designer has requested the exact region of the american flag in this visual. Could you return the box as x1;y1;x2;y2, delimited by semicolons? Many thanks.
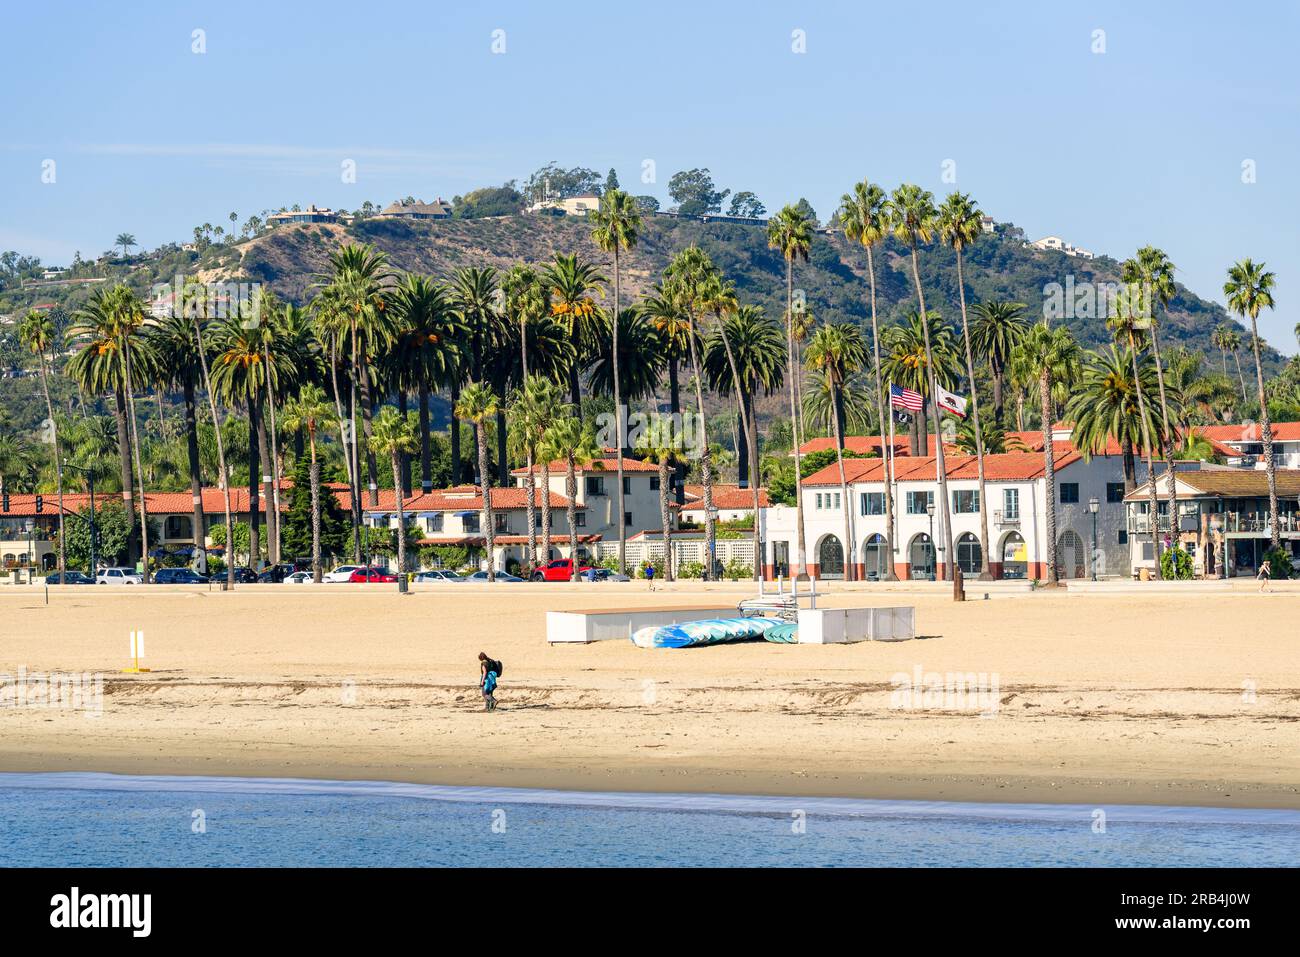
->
890;384;923;412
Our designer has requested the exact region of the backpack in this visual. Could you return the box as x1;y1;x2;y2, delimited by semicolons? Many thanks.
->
489;658;503;678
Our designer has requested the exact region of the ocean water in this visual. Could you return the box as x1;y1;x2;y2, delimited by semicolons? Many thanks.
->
0;773;1296;867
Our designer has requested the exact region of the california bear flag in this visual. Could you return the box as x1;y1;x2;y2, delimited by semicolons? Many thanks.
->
935;384;968;418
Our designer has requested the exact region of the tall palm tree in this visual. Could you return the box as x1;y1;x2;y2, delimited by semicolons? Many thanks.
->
541;254;606;412
635;431;688;581
0;432;37;499
370;406;420;577
640;285;694;506
541;414;600;581
838;179;896;577
886;184;959;590
1009;323;1082;586
805;322;868;581
767;204;814;578
1107;285;1165;575
455;381;500;581
390;275;461;492
18;309;66;576
591;188;642;575
180;280;236;588
663;246;723;580
587;308;666;412
970;301;1029;429
281;384;333;582
939;191;993;579
500;264;547;383
1122;246;1179;529
518;376;564;568
1224;258;1280;548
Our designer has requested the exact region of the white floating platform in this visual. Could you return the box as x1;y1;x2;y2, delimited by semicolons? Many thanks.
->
547;606;739;644
797;606;915;644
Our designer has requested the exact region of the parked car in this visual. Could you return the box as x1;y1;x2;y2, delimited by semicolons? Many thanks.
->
587;568;630;582
531;559;595;582
414;569;466;583
465;570;524;582
153;568;209;585
96;567;143;585
256;563;296;583
323;564;364;583
347;567;397;583
227;567;258;584
44;571;95;585
284;571;316;584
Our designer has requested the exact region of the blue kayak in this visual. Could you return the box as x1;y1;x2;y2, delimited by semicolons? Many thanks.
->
631;617;783;649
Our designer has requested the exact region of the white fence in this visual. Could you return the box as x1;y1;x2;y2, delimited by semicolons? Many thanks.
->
591;538;756;570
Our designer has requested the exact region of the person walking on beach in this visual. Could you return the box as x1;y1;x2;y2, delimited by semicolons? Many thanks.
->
478;651;501;711
1258;559;1271;593
645;562;656;591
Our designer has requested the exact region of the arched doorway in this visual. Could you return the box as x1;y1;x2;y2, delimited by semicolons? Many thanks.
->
908;533;934;580
862;533;889;581
1000;532;1027;580
817;534;844;580
956;532;982;575
1056;530;1085;579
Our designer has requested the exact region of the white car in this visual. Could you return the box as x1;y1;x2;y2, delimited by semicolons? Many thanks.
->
322;565;364;583
284;571;316;584
414;569;466;583
96;567;143;585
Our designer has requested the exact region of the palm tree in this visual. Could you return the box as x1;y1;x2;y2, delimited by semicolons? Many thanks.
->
591;188;643;575
640;285;694;506
541;254;607;411
541;414;600;580
886;184;960;590
1107;284;1165;576
281;384;333;582
67;285;156;580
500;264;547;383
767;204;814;578
18;309;66;576
663;246;723;580
115;233;136;258
636;431;688;581
518;377;565;568
1122;247;1179;530
939;191;993;580
370;406;420;578
838;179;897;578
1210;324;1249;405
881;311;963;455
1009;323;1082;586
1224;258;1280;548
455;382;500;581
0;432;36;499
805;322;868;581
970;301;1028;428
587;308;666;413
390;275;462;492
1066;345;1161;490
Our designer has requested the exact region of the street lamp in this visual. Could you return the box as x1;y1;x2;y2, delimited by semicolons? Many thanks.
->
926;501;936;582
1087;496;1100;581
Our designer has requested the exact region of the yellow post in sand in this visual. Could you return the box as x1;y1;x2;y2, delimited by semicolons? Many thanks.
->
123;630;151;674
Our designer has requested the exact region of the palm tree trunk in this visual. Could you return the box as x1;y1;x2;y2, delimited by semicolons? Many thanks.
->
262;348;282;565
659;457;674;581
992;364;1005;428
524;448;537;573
398;390;412;495
37;355;66;577
955;248;992;580
112;388;137;563
1233;351;1248;405
247;398;261;568
328;338;361;563
1247;314;1280;549
495;396;509;486
715;319;761;581
256;400;275;567
357;356;379;507
868;244;899;582
391;452;406;576
831;373;855;582
1146;325;1180;552
121;338;151;583
1122;436;1136;492
908;246;956;595
668;357;686;508
686;311;716;581
613;245;627;576
477;422;495;581
540;460;553;569
182;379;206;573
565;456;579;581
449;379;462;486
309;431;322;583
785;259;807;579
1127;331;1163;578
192;315;235;588
418;369;432;492
1039;372;1059;585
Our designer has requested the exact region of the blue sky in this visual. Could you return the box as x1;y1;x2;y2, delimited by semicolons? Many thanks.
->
3;0;1297;350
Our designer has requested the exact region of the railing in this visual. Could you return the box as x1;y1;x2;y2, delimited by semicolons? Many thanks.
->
591;538;757;570
1129;511;1300;535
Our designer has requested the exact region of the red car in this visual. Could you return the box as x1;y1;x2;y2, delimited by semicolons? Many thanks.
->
531;559;595;582
347;567;397;583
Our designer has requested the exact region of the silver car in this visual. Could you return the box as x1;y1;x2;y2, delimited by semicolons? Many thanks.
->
96;567;143;585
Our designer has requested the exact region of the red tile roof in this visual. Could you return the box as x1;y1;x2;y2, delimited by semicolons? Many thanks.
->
801;450;1081;488
512;450;658;475
680;484;770;510
1196;422;1300;443
348;486;576;513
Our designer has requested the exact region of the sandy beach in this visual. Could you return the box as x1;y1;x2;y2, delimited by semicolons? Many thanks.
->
1;583;1297;809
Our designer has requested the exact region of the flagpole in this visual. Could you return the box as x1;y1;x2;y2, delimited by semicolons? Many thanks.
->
887;385;897;577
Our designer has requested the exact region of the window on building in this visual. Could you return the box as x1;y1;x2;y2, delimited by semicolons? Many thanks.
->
860;492;884;515
585;476;605;496
622;477;631;495
426;514;444;533
463;514;480;533
906;491;934;515
574;513;586;527
952;490;980;514
1118;530;1128;545
624;511;633;527
494;513;508;533
649;476;660;491
1106;482;1125;503
1003;488;1020;520
1060;483;1079;504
